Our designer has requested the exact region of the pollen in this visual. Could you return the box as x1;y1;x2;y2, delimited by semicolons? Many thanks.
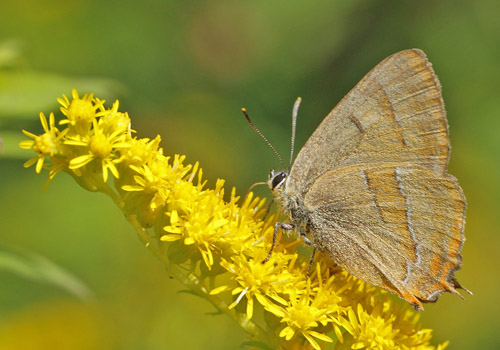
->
67;97;96;124
89;134;112;158
33;133;58;155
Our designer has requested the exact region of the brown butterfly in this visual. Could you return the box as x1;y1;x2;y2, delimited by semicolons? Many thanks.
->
252;49;470;311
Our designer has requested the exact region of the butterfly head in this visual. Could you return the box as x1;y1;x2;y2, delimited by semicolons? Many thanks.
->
268;169;288;193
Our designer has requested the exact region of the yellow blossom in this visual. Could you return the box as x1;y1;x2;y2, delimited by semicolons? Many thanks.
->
19;112;66;174
57;89;106;134
214;248;300;320
64;118;131;182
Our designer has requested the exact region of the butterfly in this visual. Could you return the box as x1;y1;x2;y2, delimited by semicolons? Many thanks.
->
253;49;470;311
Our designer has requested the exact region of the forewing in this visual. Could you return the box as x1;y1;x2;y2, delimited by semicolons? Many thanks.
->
288;49;449;198
304;163;466;310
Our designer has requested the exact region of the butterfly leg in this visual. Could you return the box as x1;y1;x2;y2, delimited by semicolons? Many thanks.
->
262;222;294;263
306;247;317;277
298;231;314;246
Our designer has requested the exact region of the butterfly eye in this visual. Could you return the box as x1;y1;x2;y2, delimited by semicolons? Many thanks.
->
271;171;287;190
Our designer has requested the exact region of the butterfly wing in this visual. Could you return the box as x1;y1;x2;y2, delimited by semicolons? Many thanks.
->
284;49;467;308
287;49;450;198
303;163;466;310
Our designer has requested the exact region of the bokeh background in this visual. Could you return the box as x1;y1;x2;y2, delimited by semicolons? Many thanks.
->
1;0;499;349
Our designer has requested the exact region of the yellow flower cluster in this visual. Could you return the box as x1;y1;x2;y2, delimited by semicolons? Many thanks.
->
20;90;448;350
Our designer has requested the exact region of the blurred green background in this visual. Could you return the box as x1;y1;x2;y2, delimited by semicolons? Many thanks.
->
1;0;498;349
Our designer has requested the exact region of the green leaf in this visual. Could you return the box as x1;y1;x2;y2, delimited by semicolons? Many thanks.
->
240;340;272;349
177;289;203;298
0;247;93;300
0;70;124;118
0;131;31;159
0;39;23;68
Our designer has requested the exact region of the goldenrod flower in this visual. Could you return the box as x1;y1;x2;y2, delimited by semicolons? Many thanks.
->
57;89;106;135
64;118;131;182
19;112;66;174
213;248;299;319
20;90;450;350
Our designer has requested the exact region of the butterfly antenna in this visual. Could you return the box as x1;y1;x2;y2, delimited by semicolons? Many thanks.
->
243;181;267;204
242;108;285;169
289;97;301;168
